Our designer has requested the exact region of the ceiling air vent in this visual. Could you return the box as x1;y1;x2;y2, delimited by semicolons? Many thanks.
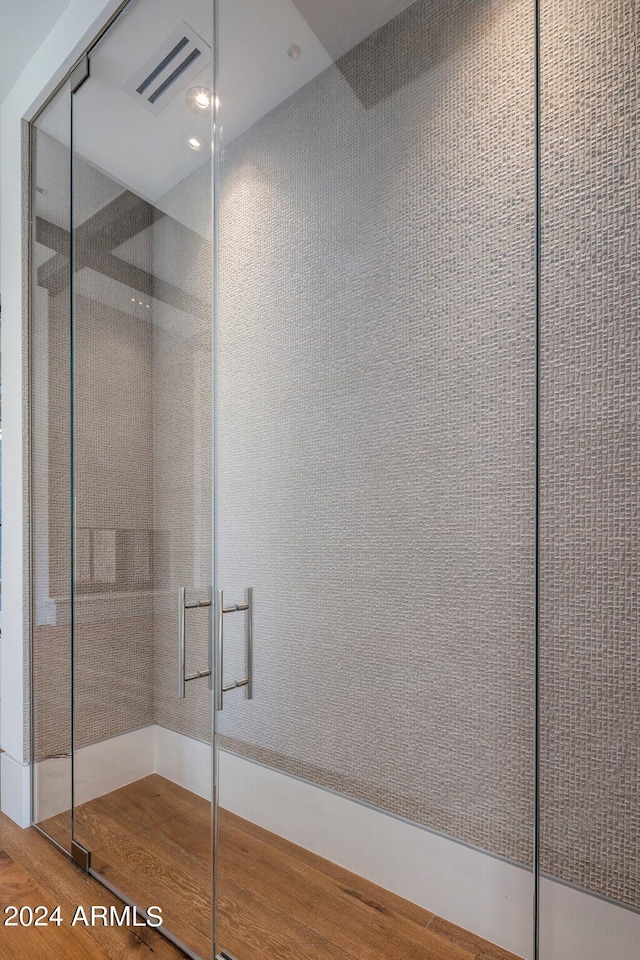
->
124;22;212;115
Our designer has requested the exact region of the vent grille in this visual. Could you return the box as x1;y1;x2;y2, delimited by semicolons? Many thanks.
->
124;22;211;115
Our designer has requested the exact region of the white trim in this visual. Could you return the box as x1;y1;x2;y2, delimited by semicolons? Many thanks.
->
1;752;31;827
33;725;155;822
538;879;640;960
74;724;155;805
154;724;212;800
31;756;71;824
30;724;199;823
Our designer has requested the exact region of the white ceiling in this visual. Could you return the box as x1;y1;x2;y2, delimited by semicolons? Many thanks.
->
10;0;418;320
0;0;74;106
7;0;418;300
51;0;339;203
34;0;416;206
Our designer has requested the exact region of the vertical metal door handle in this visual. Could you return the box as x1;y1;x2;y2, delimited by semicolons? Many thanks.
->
178;586;213;699
246;586;253;701
178;587;186;699
215;589;224;711
215;588;253;711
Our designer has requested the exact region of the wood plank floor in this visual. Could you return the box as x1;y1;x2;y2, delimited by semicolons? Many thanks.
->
8;774;522;960
0;810;187;959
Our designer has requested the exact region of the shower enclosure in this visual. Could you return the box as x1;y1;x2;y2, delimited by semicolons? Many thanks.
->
28;1;638;959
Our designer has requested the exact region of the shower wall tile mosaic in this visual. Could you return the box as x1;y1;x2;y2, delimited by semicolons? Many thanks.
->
216;0;537;867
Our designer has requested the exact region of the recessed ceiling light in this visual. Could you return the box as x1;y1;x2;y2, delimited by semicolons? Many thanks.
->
187;135;204;151
287;44;301;60
186;86;212;113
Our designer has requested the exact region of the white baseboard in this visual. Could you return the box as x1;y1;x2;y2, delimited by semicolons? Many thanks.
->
217;748;533;958
154;724;212;800
23;725;640;960
539;878;640;960
32;755;71;823
32;726;155;822
1;751;31;827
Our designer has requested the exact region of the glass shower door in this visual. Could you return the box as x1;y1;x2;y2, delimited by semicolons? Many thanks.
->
69;1;215;957
213;1;536;959
27;3;639;959
537;1;640;958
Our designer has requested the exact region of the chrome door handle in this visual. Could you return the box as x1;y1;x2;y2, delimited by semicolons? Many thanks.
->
215;588;253;711
178;586;212;698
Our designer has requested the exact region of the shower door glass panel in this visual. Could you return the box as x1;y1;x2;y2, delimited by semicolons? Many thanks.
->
31;79;73;852
538;2;640;957
70;1;214;957
214;2;536;959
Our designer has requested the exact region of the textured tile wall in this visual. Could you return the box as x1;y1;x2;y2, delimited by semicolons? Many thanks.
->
538;0;639;908
215;0;537;866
